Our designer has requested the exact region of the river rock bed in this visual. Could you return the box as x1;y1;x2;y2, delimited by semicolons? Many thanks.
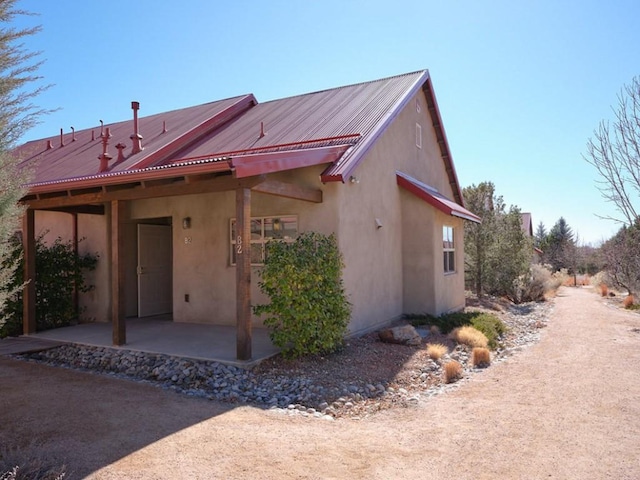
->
17;298;553;419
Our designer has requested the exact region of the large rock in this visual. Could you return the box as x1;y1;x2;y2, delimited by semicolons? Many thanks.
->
378;325;422;346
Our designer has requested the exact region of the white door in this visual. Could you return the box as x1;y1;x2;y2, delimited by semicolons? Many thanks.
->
137;224;172;317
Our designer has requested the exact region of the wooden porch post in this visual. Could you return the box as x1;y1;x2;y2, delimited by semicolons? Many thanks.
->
22;208;36;335
236;187;252;360
110;200;126;345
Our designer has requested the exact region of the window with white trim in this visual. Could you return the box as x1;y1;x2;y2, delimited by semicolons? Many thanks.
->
443;225;455;273
230;216;298;266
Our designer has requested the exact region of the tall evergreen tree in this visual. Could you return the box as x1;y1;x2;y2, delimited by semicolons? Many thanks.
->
0;1;48;323
463;182;532;299
546;217;576;272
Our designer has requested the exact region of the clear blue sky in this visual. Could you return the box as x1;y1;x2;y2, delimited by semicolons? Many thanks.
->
16;0;640;245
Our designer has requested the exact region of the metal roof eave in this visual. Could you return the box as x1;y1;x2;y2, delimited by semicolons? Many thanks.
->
396;171;481;224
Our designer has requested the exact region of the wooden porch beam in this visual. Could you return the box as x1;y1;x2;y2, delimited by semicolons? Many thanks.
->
110;200;127;345
22;208;36;335
235;187;252;361
252;179;323;203
23;175;266;210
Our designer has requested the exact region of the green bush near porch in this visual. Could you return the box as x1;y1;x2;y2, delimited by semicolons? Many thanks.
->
254;232;351;359
0;234;98;338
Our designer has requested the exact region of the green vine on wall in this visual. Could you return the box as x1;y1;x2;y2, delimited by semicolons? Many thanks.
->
253;232;351;358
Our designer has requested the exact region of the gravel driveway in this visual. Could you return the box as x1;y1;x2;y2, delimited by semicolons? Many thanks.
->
1;286;639;479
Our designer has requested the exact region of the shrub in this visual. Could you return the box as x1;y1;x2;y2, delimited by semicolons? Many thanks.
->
443;360;463;383
623;295;635;309
426;343;448;361
254;232;351;358
407;311;505;350
0;441;67;479
0;234;98;338
449;325;488;349
471;347;491;368
512;264;562;303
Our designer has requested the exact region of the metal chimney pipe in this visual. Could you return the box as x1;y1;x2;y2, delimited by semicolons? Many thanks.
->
98;127;112;172
130;101;143;154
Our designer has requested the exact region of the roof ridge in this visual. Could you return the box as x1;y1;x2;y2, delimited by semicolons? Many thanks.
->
258;70;428;106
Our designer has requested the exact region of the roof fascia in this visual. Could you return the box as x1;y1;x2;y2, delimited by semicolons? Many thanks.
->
25;158;233;196
129;94;257;170
320;70;430;183
396;171;481;223
232;144;351;178
422;75;465;206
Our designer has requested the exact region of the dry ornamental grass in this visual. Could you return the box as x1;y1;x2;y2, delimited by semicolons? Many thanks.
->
449;326;489;349
471;347;491;368
426;343;448;361
443;360;463;383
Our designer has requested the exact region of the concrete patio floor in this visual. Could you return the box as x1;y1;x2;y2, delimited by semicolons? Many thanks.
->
27;317;280;367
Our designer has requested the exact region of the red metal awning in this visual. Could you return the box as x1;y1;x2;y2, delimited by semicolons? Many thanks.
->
396;171;481;223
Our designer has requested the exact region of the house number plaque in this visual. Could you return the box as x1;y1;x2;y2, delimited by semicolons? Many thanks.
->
236;235;243;254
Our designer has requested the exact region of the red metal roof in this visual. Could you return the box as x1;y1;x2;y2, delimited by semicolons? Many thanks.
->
396;171;481;223
16;70;468;210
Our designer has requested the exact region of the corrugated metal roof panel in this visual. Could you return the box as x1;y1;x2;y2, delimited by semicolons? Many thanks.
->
17;70;460;199
14;95;250;185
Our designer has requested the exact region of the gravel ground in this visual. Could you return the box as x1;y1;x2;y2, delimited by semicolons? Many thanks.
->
17;295;553;419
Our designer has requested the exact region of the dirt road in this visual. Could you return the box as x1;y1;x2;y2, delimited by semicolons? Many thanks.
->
2;287;639;479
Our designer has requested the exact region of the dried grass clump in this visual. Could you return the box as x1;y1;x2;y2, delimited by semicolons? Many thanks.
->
623;295;635;309
599;283;609;297
426;343;448;361
443;360;463;383
471;347;491;368
449;325;488;349
429;325;441;335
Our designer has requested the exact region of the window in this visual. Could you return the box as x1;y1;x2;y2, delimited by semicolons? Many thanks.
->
416;123;422;149
230;216;297;265
443;225;455;273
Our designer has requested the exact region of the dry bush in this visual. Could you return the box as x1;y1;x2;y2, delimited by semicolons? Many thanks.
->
471;347;491;368
429;325;441;335
599;283;609;297
623;295;635;308
443;360;463;383
449;325;488;349
426;343;448;361
513;264;562;303
563;276;576;287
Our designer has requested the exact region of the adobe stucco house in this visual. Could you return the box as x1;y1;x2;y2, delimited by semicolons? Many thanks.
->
16;70;480;360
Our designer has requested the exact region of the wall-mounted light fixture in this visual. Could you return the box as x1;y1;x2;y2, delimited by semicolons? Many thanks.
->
182;217;191;229
375;218;383;229
349;175;359;184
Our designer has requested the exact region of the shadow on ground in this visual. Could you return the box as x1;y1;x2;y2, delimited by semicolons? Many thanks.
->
0;357;235;478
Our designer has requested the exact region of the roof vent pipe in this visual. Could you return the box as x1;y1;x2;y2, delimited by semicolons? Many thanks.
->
70;126;76;142
59;128;64;147
162;120;167;134
115;142;126;164
91;130;95;141
100;120;104;138
260;121;265;138
46;140;53;150
98;127;112;173
130;101;143;154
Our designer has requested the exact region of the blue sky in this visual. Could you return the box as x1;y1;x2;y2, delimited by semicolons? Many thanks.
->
16;0;640;245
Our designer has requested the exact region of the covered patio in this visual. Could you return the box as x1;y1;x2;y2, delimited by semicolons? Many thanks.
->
29;318;279;367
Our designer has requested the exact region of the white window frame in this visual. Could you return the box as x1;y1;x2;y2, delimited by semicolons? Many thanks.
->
443;225;455;274
230;215;298;266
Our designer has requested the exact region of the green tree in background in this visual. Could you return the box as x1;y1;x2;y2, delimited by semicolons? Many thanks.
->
0;1;49;324
545;217;576;272
463;182;532;300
